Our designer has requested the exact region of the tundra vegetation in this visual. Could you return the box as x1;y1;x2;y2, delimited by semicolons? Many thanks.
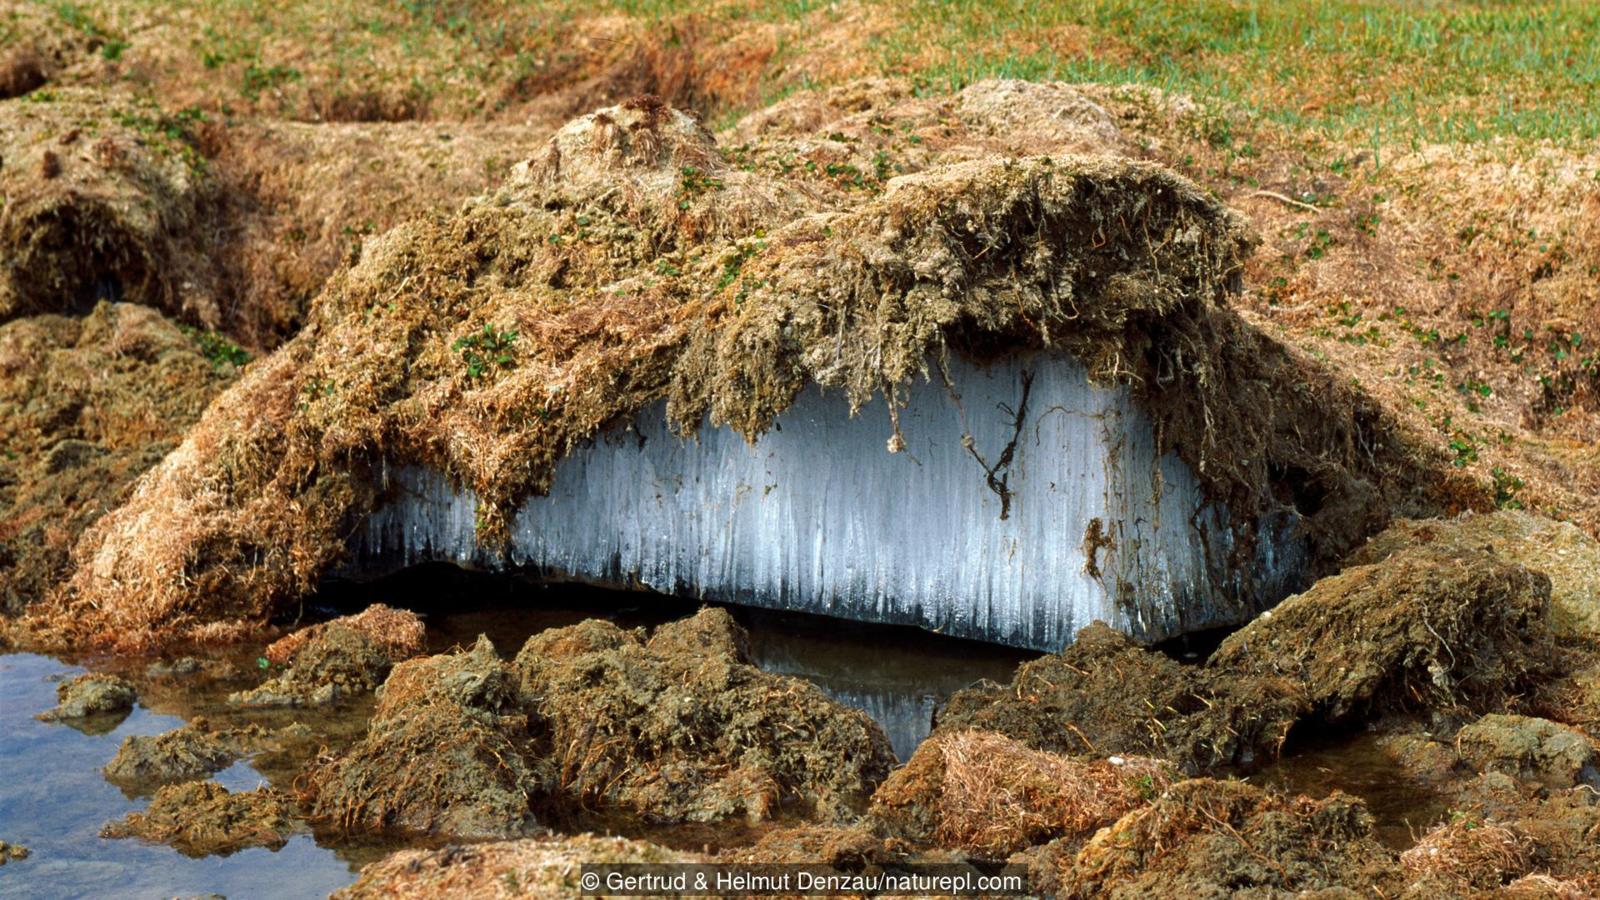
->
1;0;1597;896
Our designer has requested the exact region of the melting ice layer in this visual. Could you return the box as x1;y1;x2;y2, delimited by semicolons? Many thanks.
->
348;354;1307;651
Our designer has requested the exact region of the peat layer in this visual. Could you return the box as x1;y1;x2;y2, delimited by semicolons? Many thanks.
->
15;84;1471;652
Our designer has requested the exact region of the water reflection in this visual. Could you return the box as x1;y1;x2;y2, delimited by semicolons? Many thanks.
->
0;653;359;900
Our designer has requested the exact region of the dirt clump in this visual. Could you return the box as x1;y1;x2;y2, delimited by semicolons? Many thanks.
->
935;622;1306;772
514;607;895;824
262;603;425;666
36;672;136;722
1210;543;1557;720
0;302;234;616
869;729;1173;857
304;635;547;840
1456;714;1600;789
100;780;297;857
0;839;28;864
1348;511;1600;639
102;717;272;791
1045;778;1400;898
335;833;699;899
230;622;396;707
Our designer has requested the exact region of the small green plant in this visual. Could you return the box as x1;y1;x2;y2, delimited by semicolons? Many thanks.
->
1448;432;1479;468
241;63;300;101
181;326;250;368
453;324;518;379
1491;467;1524;509
677;166;723;209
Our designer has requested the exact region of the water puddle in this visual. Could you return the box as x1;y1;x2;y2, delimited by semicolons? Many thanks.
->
0;653;361;900
0;576;1035;895
1248;729;1455;849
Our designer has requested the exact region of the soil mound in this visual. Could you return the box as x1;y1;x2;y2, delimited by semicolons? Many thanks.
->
1047;779;1398;898
304;635;547;839
100;780;296;857
36;672;135;722
0;302;234;615
1456;714;1600;789
0;3;95;100
263;603;425;666
32;89;1463;651
103;718;271;791
934;622;1306;772
0;89;212;323
514;608;895;823
1348;511;1600;639
231;622;395;708
868;729;1172;857
336;834;698;899
1211;543;1556;719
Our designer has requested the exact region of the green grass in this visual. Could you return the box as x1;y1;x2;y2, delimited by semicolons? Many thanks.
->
62;0;1600;143
607;0;1600;144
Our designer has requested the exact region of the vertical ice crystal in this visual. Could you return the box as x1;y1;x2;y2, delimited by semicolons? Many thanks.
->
349;354;1306;650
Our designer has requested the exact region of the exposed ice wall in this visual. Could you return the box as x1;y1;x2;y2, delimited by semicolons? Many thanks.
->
348;354;1307;650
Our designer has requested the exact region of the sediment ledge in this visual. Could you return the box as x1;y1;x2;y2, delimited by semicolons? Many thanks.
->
23;84;1464;652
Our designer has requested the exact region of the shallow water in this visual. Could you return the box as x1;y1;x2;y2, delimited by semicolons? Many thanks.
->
0;653;362;900
1250;729;1455;849
0;583;1034;896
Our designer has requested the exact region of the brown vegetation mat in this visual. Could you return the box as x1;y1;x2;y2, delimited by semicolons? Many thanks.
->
100;780;297;857
27;86;1465;652
1348;510;1600;639
306;610;895;839
868;730;1172;858
515;608;895;825
934;622;1307;772
35;671;135;722
0;302;234;614
334;834;699;900
1211;543;1557;720
231;621;396;708
262;603;425;666
0;88;212;323
303;634;546;840
1041;778;1400;898
102;717;271;790
940;535;1563;774
0;86;544;348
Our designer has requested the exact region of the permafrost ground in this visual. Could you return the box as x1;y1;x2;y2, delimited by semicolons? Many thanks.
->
349;354;1307;650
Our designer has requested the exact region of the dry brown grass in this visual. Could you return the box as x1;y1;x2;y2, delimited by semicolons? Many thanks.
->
1400;818;1534;891
263;603;425;666
870;729;1172;857
335;834;699;899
